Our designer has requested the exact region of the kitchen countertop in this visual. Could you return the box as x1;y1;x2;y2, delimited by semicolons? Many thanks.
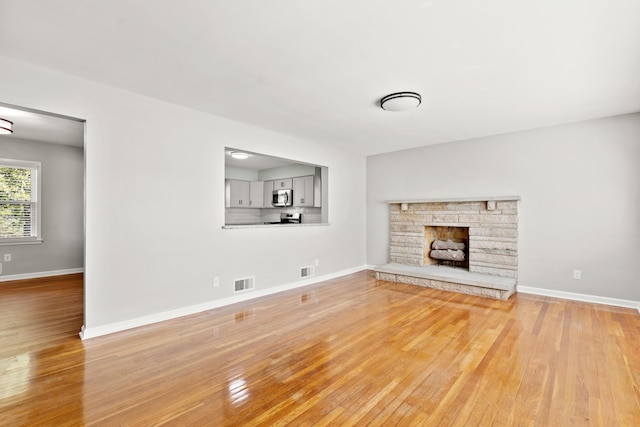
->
222;222;330;229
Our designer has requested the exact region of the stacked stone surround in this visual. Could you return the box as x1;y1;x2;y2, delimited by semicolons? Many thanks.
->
375;196;519;300
389;197;519;278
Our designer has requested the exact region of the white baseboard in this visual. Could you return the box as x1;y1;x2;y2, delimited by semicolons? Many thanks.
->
79;265;369;340
0;268;84;282
518;285;640;314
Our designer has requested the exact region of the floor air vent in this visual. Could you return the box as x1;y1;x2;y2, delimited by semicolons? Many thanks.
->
234;277;255;292
300;266;315;278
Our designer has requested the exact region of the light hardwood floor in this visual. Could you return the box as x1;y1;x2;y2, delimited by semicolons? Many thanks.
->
1;271;639;426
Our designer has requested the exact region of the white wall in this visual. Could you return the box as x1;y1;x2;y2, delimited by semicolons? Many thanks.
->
367;113;640;302
0;138;84;276
0;56;367;334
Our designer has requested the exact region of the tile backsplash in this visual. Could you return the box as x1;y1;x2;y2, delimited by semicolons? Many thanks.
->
225;207;322;225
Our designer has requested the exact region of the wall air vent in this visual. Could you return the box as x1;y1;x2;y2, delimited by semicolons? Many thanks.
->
234;277;255;292
300;266;315;278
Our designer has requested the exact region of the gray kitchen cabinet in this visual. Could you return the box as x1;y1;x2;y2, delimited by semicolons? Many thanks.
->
263;180;274;208
249;181;264;208
293;175;314;207
274;178;293;189
226;179;250;207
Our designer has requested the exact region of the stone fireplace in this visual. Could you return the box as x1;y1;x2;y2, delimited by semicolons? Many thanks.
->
374;196;519;300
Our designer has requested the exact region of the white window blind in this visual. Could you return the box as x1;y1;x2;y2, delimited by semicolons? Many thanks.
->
0;159;41;243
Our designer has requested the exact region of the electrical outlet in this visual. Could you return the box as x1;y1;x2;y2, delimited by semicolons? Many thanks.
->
0;263;2;274
314;258;319;267
3;254;11;262
213;276;220;287
573;269;581;279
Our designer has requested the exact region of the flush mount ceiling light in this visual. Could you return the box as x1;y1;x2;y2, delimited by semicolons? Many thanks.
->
380;92;421;112
230;151;250;160
0;117;13;134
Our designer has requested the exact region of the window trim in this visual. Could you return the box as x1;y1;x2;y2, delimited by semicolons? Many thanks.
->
0;158;43;245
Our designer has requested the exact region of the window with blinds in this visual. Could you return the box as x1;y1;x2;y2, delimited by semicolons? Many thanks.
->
0;159;41;243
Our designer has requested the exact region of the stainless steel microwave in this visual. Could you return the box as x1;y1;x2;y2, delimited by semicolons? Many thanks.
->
272;189;293;207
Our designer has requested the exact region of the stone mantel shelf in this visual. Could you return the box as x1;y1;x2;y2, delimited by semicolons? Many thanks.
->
385;195;521;204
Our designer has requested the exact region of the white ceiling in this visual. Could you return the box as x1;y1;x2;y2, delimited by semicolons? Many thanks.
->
0;104;84;147
225;148;305;170
0;1;639;156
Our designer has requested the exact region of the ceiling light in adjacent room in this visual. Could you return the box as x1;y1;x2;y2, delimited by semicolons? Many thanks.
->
0;118;13;134
230;151;250;160
380;92;421;112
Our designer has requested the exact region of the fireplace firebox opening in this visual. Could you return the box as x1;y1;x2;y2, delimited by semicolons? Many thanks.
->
424;226;469;269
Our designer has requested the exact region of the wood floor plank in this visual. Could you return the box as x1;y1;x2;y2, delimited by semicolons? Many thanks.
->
1;271;639;425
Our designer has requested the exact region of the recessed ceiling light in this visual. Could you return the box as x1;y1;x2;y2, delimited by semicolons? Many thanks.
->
380;92;421;112
230;151;250;160
0;117;13;134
